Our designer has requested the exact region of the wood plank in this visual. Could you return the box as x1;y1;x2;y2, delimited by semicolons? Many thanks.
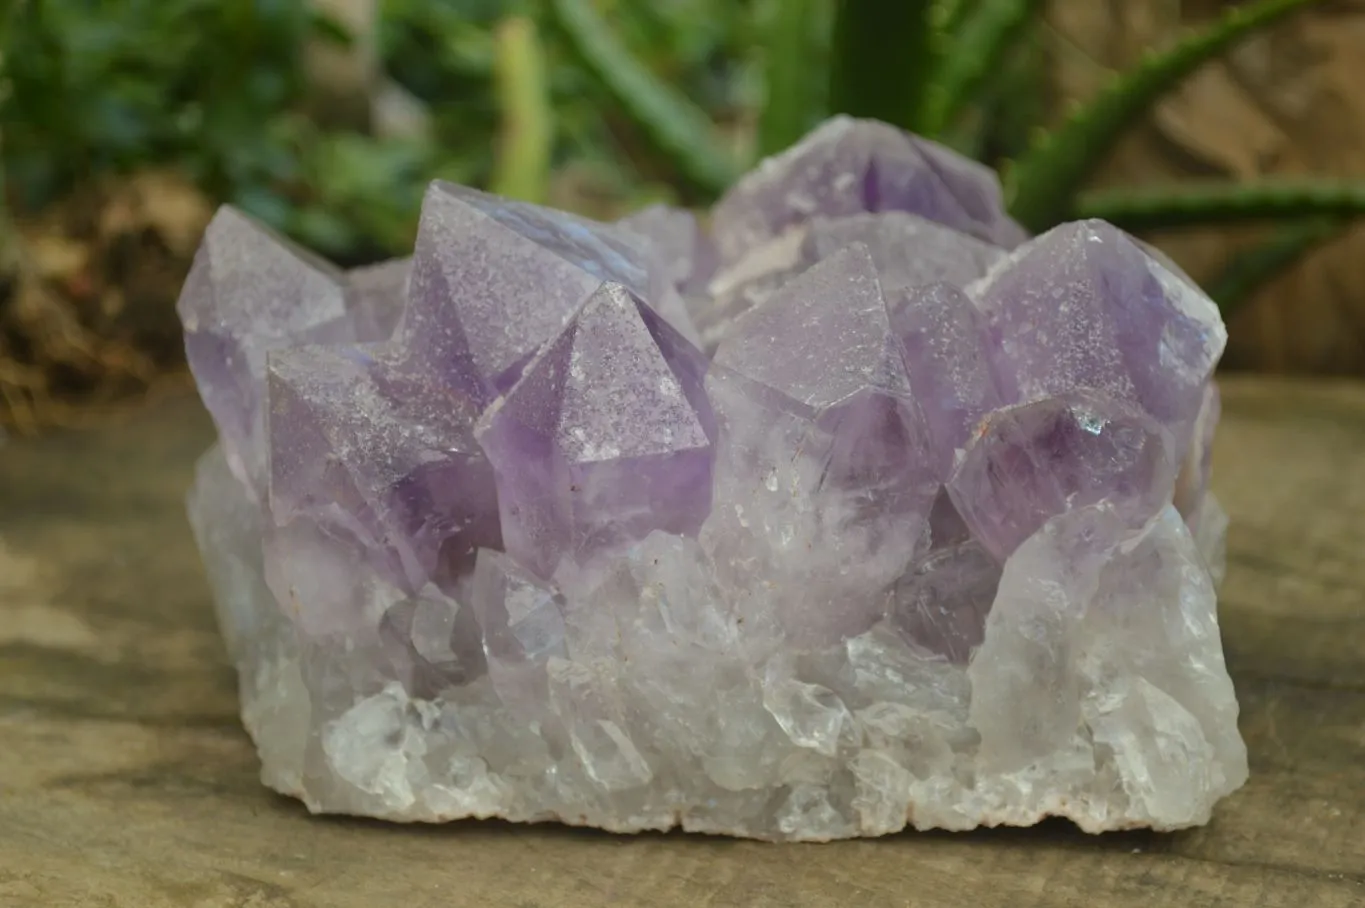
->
1215;378;1365;689
1;377;1363;908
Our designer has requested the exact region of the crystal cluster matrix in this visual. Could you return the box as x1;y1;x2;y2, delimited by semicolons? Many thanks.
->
182;117;1246;841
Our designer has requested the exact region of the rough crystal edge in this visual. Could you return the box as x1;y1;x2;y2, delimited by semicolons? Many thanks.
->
191;443;1246;842
250;675;1230;840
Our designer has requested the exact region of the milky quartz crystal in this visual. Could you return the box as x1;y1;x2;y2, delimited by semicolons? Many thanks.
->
181;117;1246;841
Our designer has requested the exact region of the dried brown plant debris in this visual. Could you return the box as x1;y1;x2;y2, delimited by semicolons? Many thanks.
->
0;171;212;434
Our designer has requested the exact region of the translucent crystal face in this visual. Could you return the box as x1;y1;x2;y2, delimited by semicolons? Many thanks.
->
182;117;1245;842
475;283;715;581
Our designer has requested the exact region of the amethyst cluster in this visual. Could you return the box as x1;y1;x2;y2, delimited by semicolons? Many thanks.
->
183;117;1246;840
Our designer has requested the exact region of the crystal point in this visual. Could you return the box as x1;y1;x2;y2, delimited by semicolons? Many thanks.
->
401;182;691;402
476;283;714;580
947;389;1177;562
705;244;937;644
178;207;375;494
711;116;1025;265
262;343;500;635
974;219;1226;458
182;119;1244;842
698;212;1004;350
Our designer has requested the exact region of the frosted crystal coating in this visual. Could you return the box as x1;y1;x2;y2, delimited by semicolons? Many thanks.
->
971;219;1227;462
710;116;1028;265
178;209;395;497
475;283;715;581
697;208;1005;352
181;118;1246;842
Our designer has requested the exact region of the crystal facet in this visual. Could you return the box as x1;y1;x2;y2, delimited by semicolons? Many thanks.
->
698;211;1005;351
182;118;1245;842
475;282;715;581
177;208;382;495
704;243;937;644
946;389;1176;561
710;116;1028;265
972;219;1227;460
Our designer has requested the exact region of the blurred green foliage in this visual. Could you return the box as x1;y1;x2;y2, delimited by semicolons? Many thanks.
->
4;0;316;207
2;0;416;262
0;0;1077;266
1;0;1360;314
0;0;768;264
551;0;1361;314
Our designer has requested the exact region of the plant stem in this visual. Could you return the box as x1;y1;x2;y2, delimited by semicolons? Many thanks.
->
936;0;978;34
1075;180;1365;231
1006;0;1327;232
547;0;738;197
920;0;1047;137
1206;218;1348;317
758;0;823;157
490;16;553;203
828;0;935;132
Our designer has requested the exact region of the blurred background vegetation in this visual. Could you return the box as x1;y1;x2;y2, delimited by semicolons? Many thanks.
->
2;0;1365;432
2;0;771;265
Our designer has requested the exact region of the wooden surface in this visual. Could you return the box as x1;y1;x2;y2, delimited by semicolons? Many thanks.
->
2;378;1363;908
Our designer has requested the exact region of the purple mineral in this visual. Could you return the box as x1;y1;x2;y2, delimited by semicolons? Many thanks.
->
399;182;695;405
178;208;380;495
710;116;1027;265
475;283;715;581
181;117;1244;843
704;243;938;643
973;220;1226;459
946;389;1177;562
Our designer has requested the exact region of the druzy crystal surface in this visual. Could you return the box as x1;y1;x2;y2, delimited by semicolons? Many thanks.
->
182;118;1246;841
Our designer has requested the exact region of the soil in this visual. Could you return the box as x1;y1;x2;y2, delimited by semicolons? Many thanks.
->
0;172;211;433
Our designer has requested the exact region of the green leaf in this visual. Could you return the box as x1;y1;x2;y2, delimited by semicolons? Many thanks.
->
308;9;354;47
920;0;1047;137
489;16;553;203
974;26;1049;165
758;0;825;157
935;0;978;35
828;0;935;132
1205;218;1348;318
1006;0;1327;233
1075;180;1365;231
545;0;738;196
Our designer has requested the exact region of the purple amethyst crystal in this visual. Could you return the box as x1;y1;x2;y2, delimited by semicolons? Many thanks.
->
710;116;1028;266
182;118;1244;842
703;243;938;643
888;281;1005;480
475;283;715;581
889;538;1000;664
618;204;717;297
345;257;411;341
946;390;1177;562
178;208;385;496
398;182;696;404
973;219;1227;459
698;210;1005;351
263;343;500;634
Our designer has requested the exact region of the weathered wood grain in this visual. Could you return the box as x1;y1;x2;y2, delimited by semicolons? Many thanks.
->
2;378;1363;908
